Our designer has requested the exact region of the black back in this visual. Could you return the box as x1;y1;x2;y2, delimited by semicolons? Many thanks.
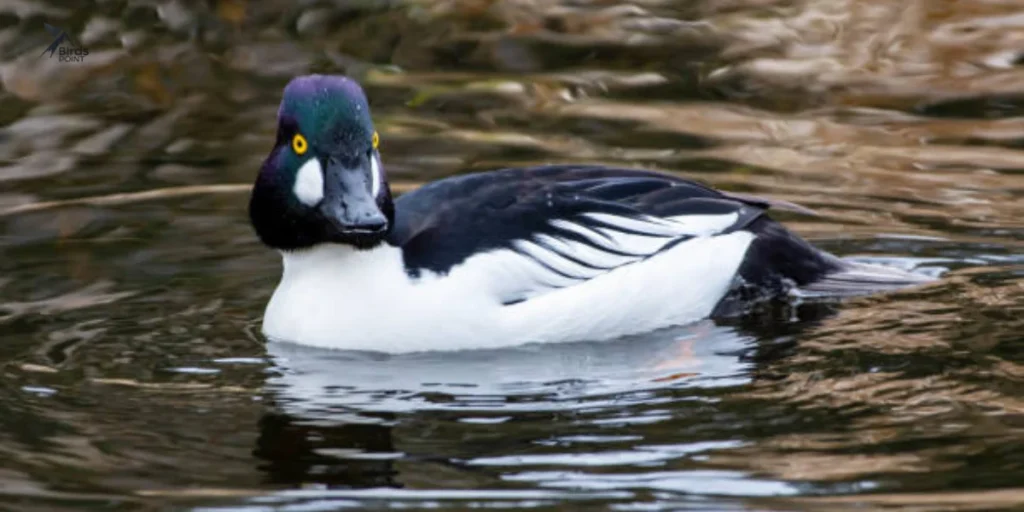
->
387;164;824;279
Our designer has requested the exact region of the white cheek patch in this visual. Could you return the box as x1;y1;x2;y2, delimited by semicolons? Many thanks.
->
370;152;381;198
293;158;324;207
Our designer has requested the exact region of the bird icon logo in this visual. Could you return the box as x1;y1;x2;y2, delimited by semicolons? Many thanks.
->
41;23;80;58
40;23;88;61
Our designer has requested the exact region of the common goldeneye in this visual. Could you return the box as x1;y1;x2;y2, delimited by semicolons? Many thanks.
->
249;75;933;352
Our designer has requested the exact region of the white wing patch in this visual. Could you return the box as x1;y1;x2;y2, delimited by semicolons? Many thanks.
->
667;212;741;236
446;210;744;305
581;212;682;236
293;158;324;207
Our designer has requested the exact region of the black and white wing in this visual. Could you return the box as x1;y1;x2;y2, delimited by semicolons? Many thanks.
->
387;165;785;305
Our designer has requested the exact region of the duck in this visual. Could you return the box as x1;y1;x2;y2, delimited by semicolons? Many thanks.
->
248;74;933;353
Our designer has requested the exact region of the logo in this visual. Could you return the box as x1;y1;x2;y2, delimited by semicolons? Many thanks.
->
41;23;89;62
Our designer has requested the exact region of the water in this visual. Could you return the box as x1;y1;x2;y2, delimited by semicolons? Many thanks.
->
1;1;1023;510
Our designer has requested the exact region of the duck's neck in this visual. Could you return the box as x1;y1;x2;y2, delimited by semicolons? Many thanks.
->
263;243;414;347
273;243;414;319
279;243;404;282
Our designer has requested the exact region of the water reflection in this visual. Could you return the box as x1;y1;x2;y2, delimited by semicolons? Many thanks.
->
255;413;401;489
265;321;754;413
255;323;758;491
236;307;840;508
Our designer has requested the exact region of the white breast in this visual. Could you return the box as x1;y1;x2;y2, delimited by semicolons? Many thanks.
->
261;231;755;353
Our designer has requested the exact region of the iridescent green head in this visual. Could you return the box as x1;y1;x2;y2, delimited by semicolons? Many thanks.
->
249;75;392;250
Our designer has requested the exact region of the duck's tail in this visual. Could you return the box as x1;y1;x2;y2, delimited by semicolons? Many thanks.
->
733;217;937;300
796;259;937;298
713;217;937;318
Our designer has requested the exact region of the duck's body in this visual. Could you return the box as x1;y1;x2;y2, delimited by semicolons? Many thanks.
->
264;166;761;352
260;163;929;352
250;76;933;353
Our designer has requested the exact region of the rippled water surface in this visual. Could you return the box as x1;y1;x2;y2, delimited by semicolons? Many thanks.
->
2;1;1024;510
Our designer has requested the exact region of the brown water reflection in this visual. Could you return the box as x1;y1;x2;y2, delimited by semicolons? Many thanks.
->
1;0;1023;511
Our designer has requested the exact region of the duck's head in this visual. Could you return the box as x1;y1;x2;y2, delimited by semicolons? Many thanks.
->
249;75;393;251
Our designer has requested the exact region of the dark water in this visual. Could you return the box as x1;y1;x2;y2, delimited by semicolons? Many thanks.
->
2;1;1024;510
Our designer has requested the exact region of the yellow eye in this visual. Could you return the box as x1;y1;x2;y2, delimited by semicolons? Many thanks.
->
292;133;308;155
372;131;379;150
